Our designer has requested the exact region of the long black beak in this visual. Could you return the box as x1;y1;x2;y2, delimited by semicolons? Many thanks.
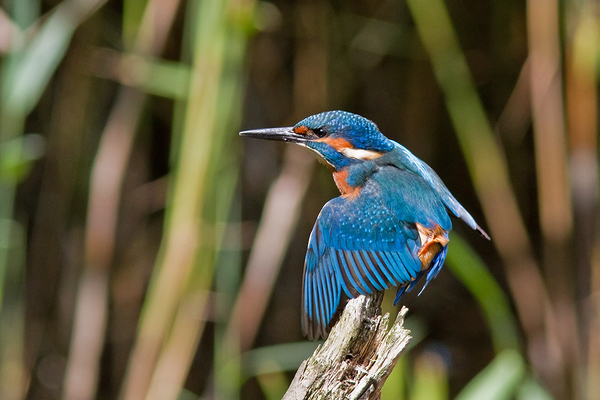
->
239;127;308;144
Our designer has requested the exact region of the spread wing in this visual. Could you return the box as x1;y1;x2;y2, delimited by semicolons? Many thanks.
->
301;167;451;339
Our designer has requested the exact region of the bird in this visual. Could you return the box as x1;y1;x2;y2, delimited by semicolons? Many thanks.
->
240;110;489;340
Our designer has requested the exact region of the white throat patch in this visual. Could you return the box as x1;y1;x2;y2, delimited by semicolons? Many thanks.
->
340;148;383;160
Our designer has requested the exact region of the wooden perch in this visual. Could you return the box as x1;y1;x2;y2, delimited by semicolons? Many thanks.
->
282;292;411;400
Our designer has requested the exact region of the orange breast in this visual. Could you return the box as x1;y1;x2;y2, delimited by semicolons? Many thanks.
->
333;170;360;198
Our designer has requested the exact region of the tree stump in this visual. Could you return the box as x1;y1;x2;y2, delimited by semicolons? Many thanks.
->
282;292;411;400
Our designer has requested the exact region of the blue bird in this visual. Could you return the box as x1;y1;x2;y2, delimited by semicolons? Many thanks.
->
240;110;489;339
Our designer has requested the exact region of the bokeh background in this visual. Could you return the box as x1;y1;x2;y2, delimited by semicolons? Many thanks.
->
1;0;598;399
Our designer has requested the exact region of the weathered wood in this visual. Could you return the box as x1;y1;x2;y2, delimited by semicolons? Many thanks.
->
282;293;411;400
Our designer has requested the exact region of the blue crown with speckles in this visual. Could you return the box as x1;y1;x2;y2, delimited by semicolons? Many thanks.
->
295;111;394;152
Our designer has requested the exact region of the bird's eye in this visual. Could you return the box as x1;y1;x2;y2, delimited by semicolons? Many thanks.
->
312;128;327;138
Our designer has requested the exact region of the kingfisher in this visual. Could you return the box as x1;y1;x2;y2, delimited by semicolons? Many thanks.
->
240;111;489;340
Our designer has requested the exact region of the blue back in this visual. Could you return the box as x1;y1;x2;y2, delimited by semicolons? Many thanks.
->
296;111;481;232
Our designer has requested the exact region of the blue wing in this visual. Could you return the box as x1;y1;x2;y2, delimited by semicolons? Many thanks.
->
301;167;452;339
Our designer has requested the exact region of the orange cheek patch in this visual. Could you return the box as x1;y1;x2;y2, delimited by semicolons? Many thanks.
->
319;137;353;151
294;125;308;135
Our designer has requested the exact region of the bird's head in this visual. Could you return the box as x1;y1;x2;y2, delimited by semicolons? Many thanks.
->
240;111;395;170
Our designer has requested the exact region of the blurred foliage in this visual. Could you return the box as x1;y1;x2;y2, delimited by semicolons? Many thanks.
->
1;0;599;399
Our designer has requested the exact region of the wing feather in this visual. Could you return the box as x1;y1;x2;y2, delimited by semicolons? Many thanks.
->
319;260;332;323
370;251;400;286
346;250;376;293
316;267;327;327
358;251;386;290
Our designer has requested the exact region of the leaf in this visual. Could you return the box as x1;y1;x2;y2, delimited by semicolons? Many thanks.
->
446;233;520;352
455;350;525;400
0;134;45;182
5;0;107;115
